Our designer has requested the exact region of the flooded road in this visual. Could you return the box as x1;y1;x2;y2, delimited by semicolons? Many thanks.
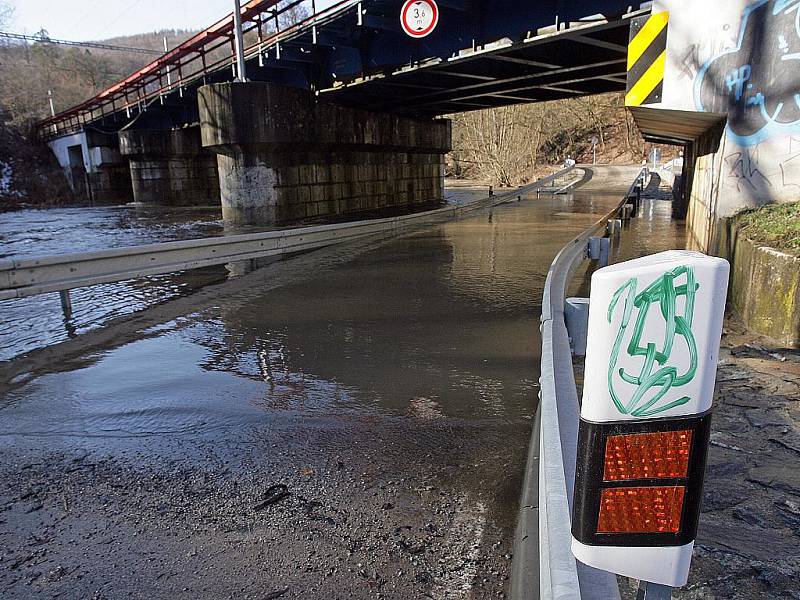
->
0;166;639;599
0;193;477;361
0;205;226;361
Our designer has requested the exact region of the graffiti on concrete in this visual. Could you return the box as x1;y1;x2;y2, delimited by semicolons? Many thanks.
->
695;0;800;146
679;37;731;81
724;146;773;191
607;266;699;417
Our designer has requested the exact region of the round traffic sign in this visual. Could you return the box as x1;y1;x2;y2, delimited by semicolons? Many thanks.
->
400;0;439;38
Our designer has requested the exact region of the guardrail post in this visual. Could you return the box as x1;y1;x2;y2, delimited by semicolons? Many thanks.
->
627;194;638;217
622;204;633;221
607;219;621;241
564;297;589;356
637;581;673;600
587;236;601;260
598;237;610;267
59;290;72;320
588;236;610;266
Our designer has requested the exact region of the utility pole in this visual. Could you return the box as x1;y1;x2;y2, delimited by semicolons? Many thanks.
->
232;0;248;82
47;90;56;117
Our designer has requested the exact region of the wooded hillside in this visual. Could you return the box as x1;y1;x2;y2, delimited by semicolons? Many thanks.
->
449;93;651;185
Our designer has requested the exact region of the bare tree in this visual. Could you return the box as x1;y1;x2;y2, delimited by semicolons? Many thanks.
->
449;92;646;185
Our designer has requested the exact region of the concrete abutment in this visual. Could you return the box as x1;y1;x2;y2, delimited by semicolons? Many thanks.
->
199;82;450;226
48;130;133;205
119;126;220;206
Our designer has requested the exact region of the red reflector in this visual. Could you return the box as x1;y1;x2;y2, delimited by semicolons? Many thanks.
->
603;430;692;481
597;486;685;533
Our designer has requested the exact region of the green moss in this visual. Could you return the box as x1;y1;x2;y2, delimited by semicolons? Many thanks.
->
735;201;800;256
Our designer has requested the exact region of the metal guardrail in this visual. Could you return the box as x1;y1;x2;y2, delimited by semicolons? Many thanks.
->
0;167;575;306
511;167;648;600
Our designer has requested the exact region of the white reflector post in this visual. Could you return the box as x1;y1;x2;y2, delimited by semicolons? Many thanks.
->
571;250;729;587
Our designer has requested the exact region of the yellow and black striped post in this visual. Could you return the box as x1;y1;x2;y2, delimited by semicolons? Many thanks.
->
625;11;669;107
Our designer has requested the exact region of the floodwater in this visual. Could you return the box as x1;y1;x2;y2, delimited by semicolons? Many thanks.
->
0;205;228;361
0;167;641;599
0;194;481;362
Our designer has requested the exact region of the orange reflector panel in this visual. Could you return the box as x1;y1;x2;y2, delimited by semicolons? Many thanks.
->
597;486;685;533
603;430;692;481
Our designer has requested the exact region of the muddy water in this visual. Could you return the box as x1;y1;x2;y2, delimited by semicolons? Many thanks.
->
0;205;228;361
0;167;638;599
0;194;482;362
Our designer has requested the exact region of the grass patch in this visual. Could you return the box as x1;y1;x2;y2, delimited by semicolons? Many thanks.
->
735;201;800;255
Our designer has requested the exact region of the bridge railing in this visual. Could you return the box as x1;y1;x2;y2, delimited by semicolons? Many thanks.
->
510;167;647;600
0;168;575;313
37;0;360;139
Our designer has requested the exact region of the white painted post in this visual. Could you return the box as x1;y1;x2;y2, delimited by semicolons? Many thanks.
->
164;37;172;89
571;250;729;588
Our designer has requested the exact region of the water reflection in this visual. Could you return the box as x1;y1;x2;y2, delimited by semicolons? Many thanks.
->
180;191;623;423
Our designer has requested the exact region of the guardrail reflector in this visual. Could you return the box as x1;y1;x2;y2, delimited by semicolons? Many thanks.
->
603;430;692;481
597;486;684;533
571;250;729;588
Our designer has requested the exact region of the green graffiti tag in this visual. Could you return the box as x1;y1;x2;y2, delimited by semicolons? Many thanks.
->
607;265;699;417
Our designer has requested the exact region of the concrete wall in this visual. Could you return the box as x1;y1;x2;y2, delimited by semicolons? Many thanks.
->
119;127;220;206
199;82;450;225
652;0;800;251
683;122;727;252
48;132;90;173
730;231;800;347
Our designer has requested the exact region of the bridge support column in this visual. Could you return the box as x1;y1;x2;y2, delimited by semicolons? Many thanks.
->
83;131;134;205
198;82;450;225
119;126;220;206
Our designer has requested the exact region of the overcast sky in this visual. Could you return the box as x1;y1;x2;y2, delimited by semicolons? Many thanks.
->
6;1;333;41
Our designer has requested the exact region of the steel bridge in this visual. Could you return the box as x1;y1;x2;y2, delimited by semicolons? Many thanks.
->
38;0;651;139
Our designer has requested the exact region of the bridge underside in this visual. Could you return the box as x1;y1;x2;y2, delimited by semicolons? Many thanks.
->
322;19;631;118
41;1;648;139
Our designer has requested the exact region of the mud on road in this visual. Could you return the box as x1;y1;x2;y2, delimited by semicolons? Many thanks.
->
0;415;524;599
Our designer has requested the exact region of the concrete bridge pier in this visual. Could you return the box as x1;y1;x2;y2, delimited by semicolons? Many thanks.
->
198;82;450;225
119;126;220;206
84;132;134;205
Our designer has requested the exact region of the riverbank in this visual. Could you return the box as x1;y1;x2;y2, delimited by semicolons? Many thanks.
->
0;121;74;210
